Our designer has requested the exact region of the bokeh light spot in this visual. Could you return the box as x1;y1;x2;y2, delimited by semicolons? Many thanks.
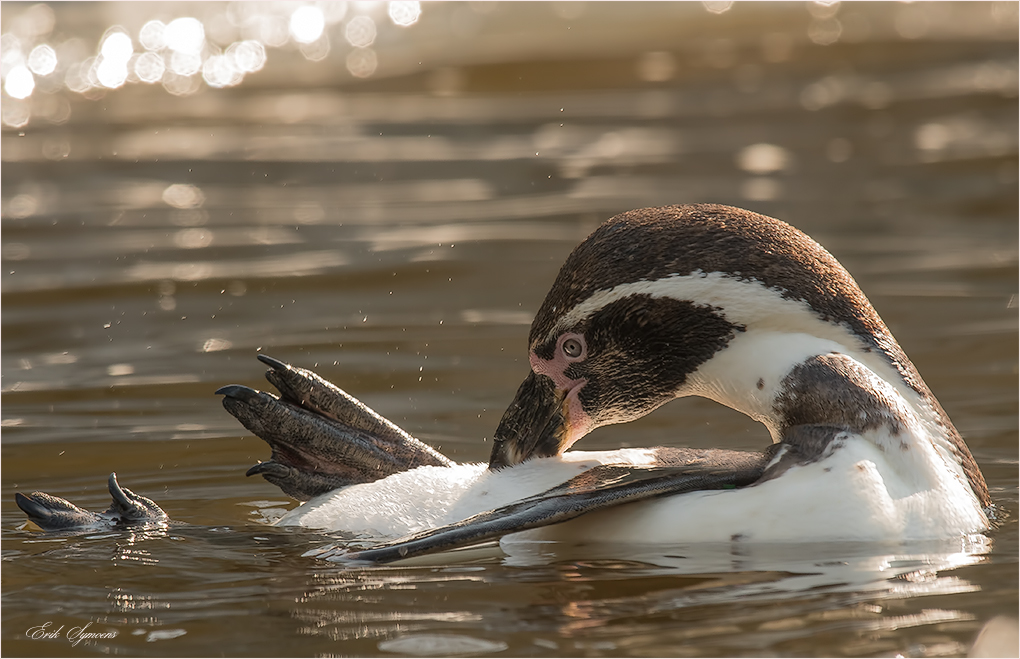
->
64;61;90;93
388;1;422;27
139;20;166;51
164;17;205;54
346;47;377;78
163;70;201;96
299;34;331;62
345;15;377;48
807;1;841;20
135;51;165;83
808;18;842;46
702;1;733;15
290;5;325;44
227;40;266;73
101;31;133;62
96;57;128;88
83;56;101;88
914;123;951;152
170;50;202;77
4;64;35;99
1;34;25;74
202;338;233;353
799;75;845;111
202;54;241;87
256;15;290;48
7;194;39;218
162;183;206;209
2;99;32;127
174;228;214;249
736;143;791;174
27;44;57;75
322;2;349;25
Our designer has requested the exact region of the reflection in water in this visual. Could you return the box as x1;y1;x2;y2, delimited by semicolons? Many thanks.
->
379;634;507;656
293;537;992;655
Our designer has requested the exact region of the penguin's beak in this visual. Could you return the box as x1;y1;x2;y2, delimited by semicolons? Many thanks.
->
488;371;572;469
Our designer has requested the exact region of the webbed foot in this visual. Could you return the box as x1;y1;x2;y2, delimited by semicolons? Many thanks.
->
16;473;168;531
218;355;454;501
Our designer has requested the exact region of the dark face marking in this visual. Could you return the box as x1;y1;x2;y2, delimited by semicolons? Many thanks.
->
490;295;742;468
540;295;743;426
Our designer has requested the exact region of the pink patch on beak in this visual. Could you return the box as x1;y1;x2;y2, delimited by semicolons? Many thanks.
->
530;350;593;450
561;381;592;450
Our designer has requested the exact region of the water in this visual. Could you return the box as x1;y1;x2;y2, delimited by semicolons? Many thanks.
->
2;2;1017;656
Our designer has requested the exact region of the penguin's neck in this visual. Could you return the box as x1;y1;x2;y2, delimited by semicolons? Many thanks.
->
684;331;923;443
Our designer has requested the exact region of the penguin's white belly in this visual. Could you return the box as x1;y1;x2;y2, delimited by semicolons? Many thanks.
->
278;442;987;543
522;441;988;545
277;448;660;536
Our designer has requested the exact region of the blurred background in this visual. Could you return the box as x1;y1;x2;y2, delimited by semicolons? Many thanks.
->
2;2;1017;657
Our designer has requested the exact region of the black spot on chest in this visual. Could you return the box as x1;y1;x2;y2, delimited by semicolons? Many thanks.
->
774;354;904;436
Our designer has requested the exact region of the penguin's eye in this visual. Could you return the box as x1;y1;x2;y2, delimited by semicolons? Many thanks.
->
562;337;583;359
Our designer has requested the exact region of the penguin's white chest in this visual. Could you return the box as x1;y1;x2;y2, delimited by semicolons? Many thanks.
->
522;437;987;545
278;437;987;543
277;449;660;537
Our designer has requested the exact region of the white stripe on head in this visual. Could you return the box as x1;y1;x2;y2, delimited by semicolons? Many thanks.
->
541;271;917;410
545;271;861;344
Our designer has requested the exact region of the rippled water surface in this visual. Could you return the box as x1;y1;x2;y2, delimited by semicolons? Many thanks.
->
2;2;1017;657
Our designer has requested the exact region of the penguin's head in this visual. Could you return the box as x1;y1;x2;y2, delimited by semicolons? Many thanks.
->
487;204;900;469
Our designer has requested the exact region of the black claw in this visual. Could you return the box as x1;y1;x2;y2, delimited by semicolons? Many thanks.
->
14;492;37;516
101;473;169;524
220;354;455;501
215;384;262;401
246;461;292;478
257;354;289;370
15;492;86;526
16;490;104;530
108;472;131;510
